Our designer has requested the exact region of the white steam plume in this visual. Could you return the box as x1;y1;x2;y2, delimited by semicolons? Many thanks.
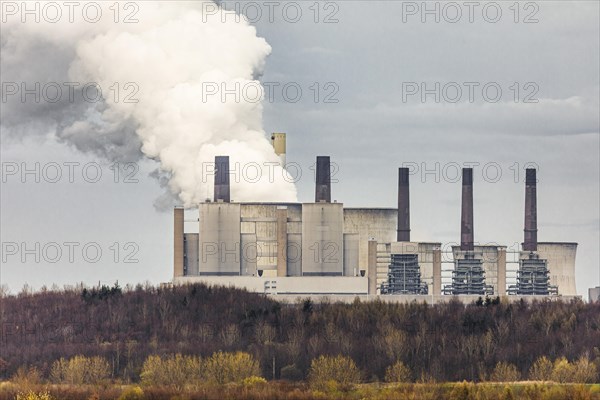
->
1;1;297;206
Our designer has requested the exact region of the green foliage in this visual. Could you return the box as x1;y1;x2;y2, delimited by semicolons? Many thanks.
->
308;355;361;391
384;361;412;383
529;356;554;381
50;355;110;385
117;386;144;400
280;364;304;381
140;354;201;389
203;351;261;384
490;362;520;382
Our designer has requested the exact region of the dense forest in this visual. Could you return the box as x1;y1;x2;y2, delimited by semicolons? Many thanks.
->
1;283;599;384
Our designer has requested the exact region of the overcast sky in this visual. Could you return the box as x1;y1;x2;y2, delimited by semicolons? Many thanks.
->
1;1;598;296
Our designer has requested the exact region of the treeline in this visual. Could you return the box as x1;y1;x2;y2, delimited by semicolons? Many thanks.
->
1;283;599;383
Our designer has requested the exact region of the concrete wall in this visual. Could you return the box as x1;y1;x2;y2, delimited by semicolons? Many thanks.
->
343;208;397;272
536;242;577;295
172;276;581;303
343;233;359;276
199;202;241;275
174;275;368;295
184;233;199;276
277;208;288;276
240;233;257;276
286;204;303;275
302;203;344;275
589;287;600;303
266;294;582;304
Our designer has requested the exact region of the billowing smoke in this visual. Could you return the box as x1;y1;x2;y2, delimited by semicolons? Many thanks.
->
1;1;297;207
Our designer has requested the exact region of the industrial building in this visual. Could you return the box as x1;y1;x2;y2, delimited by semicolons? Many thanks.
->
173;133;579;302
590;287;600;303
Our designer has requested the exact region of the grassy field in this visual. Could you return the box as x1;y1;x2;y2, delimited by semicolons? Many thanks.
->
2;381;600;400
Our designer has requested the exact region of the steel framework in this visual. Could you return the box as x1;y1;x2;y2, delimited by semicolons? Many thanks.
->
381;254;428;295
508;253;558;295
443;254;494;295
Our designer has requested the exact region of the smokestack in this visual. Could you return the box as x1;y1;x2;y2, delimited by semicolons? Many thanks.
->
271;132;286;166
315;156;331;203
397;167;410;242
214;156;230;203
523;168;538;251
173;207;184;277
460;168;474;251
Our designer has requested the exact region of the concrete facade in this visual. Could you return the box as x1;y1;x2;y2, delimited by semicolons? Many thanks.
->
343;233;359;276
301;202;344;275
175;204;577;299
174;275;368;295
190;203;394;278
589;287;600;303
343;208;397;272
184;233;199;276
199;202;241;275
276;208;288;277
172;275;581;303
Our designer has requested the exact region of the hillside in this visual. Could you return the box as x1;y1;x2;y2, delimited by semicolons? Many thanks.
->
1;283;599;383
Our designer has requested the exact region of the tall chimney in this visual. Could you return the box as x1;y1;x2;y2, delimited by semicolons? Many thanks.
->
214;156;230;203
397;167;410;242
271;132;286;166
523;168;537;251
460;168;474;251
315;156;331;203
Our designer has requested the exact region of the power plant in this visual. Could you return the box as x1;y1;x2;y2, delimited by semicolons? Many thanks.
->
173;133;579;302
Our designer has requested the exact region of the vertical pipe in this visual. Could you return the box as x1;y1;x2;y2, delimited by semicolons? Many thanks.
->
397;167;411;242
315;156;331;203
214;156;230;203
460;168;474;251
523;168;537;251
174;207;184;277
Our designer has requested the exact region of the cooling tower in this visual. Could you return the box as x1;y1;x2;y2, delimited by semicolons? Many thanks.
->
214;156;230;203
397;167;410;242
315;156;331;203
460;168;474;251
